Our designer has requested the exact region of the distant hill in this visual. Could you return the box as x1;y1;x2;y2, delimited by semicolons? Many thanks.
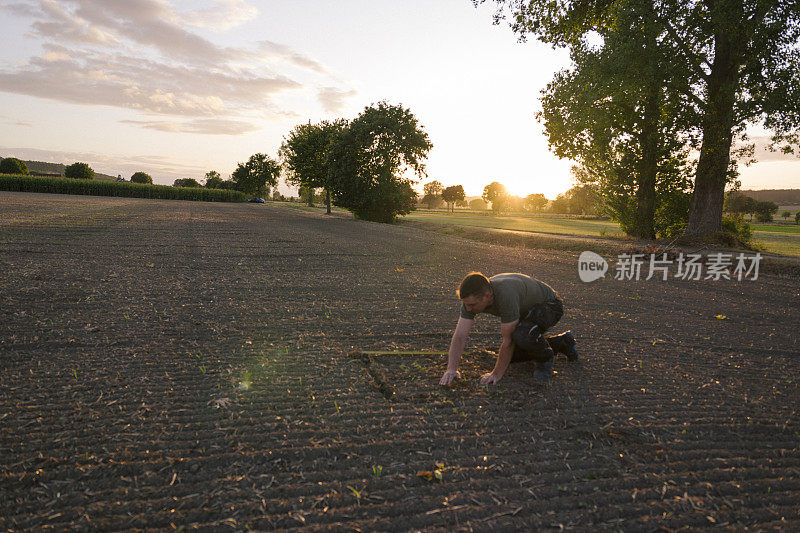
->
24;160;65;175
2;158;118;181
740;189;800;205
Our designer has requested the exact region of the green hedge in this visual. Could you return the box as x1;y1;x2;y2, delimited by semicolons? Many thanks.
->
0;174;246;202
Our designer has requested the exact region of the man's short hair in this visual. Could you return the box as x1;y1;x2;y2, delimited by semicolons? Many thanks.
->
457;272;491;299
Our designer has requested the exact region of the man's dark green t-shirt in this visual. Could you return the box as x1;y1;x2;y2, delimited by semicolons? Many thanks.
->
460;273;558;323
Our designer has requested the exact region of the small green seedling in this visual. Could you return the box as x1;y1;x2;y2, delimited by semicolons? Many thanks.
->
347;485;362;505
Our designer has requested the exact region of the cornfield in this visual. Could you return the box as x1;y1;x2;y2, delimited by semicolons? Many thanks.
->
0;174;246;202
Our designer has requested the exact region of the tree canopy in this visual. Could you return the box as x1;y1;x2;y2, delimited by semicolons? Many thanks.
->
482;181;508;211
0;157;28;175
130;171;152;184
442;185;466;212
525;193;548;211
536;1;694;237
279;119;347;212
232;153;280;197
204;171;224;189
423;180;444;196
65;162;94;180
421;180;444;209
327;101;432;223
174;178;201;188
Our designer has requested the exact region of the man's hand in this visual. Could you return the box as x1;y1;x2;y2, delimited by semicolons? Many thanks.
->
439;370;461;386
479;372;501;386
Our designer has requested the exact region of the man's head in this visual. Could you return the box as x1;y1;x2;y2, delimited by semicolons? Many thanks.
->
458;272;493;313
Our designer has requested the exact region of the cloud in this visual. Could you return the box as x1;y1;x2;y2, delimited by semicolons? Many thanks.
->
1;2;40;17
257;41;329;75
0;0;353;134
0;52;300;116
0;114;33;127
317;86;358;114
178;0;259;31
120;118;260;135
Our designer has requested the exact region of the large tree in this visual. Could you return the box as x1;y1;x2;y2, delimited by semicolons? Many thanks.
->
535;1;695;238
482;181;508;212
442;185;466;212
0;157;28;175
279;120;347;213
424;180;444;197
421;180;444;208
204;170;224;189
65;162;94;180
327;101;432;223
524;193;548;212
478;0;800;238
232;153;280;197
676;0;800;235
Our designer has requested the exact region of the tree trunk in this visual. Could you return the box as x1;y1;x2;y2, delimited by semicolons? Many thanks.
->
325;189;331;214
686;18;741;236
633;84;660;240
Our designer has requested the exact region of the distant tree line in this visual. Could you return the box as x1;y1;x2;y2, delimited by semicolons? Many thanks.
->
724;192;784;223
417;178;601;216
737;189;800;205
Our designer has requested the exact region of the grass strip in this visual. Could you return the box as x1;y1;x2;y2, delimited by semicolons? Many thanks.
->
0;174;246;202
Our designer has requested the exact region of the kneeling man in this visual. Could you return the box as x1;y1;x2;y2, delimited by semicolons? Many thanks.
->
439;272;578;386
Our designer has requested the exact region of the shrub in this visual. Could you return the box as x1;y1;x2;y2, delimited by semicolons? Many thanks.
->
721;216;752;243
754;200;779;222
796;212;800;225
130;172;153;184
65;162;95;180
0;157;28;175
0;174;246;202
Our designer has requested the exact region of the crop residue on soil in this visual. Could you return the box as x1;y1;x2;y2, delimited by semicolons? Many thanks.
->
1;192;798;530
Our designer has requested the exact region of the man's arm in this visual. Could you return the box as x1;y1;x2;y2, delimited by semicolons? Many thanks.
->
439;317;473;386
480;320;519;385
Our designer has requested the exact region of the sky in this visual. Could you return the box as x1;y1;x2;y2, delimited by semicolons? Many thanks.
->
0;0;797;199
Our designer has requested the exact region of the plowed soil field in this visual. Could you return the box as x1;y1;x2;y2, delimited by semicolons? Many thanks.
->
1;192;798;531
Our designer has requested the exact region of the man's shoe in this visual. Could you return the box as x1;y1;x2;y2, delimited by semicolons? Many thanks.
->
533;358;553;382
563;331;579;362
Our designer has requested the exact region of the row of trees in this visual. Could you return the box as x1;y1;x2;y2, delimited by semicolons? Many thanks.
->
0;158;204;187
187;101;432;222
479;0;800;239
724;192;781;222
420;179;600;215
421;181;466;211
